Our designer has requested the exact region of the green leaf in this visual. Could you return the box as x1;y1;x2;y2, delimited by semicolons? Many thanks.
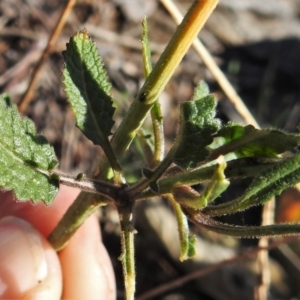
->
172;185;202;209
187;209;300;238
203;152;300;216
168;195;196;261
0;93;13;106
192;80;210;101
209;124;300;160
186;234;197;258
63;29;120;171
199;156;229;206
172;156;229;209
0;94;59;204
173;95;221;168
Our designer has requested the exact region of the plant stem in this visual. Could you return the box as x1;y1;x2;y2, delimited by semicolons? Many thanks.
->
160;0;260;128
167;194;190;261
127;146;177;197
122;229;135;300
56;171;120;198
136;158;278;200
48;171;121;250
118;205;136;300
104;0;219;166
48;0;219;251
142;17;165;166
150;104;164;166
48;192;107;251
138;0;219;106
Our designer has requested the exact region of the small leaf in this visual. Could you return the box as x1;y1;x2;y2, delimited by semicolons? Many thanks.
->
203;152;300;216
0;93;13;106
187;209;300;238
186;234;197;258
63;29;120;171
200;156;229;206
192;80;210;101
173;95;221;168
172;156;229;209
209;124;300;160
172;185;203;209
136;130;154;167
168;195;195;261
0;94;59;204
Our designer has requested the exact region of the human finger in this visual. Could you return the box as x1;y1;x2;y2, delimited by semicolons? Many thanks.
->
0;216;62;299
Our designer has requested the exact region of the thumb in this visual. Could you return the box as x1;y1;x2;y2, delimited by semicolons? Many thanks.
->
0;216;62;300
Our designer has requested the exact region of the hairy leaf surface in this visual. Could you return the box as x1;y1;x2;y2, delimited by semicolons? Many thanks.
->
203;152;300;216
63;29;119;169
192;80;210;101
209;124;300;159
172;157;229;209
173;95;221;168
188;210;300;238
0;94;58;204
168;195;196;261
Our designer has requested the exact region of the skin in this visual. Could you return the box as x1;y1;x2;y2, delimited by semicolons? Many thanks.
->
0;185;116;299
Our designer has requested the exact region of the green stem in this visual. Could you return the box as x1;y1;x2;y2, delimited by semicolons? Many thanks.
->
142;17;165;167
48;0;219;251
118;206;136;300
48;172;121;251
126;146;177;197
167;194;190;261
56;171;120;198
48;192;107;251
101;0;219;170
136;158;278;200
137;0;219;106
150;103;164;166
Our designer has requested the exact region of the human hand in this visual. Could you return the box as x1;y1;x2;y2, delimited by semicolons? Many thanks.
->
0;185;116;299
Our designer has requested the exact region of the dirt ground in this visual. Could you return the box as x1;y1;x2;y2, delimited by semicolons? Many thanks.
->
1;0;300;299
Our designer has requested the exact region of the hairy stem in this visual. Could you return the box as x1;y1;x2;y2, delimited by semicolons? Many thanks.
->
136;158;278;200
127;146;177;197
48;172;121;251
56;171;120;198
167;194;191;261
101;0;219;170
142;17;165;166
118;204;136;300
48;0;219;252
48;192;107;251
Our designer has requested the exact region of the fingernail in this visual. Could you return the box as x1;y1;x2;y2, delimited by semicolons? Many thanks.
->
0;216;48;298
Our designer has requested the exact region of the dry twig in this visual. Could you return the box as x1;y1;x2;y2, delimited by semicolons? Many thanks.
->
136;236;300;300
18;0;76;114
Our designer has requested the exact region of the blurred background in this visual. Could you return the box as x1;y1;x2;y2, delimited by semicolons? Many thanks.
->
1;0;300;299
